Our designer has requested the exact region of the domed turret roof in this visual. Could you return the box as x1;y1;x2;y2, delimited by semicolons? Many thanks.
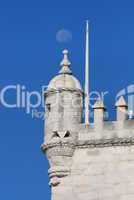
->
47;50;82;92
47;74;82;91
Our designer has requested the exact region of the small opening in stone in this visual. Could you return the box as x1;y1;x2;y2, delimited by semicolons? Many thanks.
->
52;131;60;138
46;103;51;112
64;131;70;138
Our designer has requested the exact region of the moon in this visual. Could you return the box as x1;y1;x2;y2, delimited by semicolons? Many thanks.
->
56;29;72;43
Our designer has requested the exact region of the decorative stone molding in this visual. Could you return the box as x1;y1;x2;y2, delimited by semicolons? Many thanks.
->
44;88;83;97
41;142;75;157
48;167;71;187
49;177;60;187
77;137;134;148
42;138;134;151
48;167;71;178
41;142;75;187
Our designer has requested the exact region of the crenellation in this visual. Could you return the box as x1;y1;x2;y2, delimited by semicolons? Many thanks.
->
93;99;106;130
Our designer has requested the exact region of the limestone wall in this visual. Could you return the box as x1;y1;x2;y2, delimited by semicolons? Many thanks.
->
52;145;134;200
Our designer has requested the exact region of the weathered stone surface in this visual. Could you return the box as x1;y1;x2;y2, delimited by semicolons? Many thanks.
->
51;145;134;200
42;50;134;200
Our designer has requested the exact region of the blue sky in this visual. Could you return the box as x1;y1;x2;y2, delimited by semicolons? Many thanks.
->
0;0;134;199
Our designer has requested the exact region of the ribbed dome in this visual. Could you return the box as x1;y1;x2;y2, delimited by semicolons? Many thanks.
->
47;73;82;91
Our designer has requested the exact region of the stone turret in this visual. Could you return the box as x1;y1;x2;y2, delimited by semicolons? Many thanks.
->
41;50;83;187
41;49;134;200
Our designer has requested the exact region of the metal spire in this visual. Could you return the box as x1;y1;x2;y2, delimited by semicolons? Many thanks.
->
85;20;90;127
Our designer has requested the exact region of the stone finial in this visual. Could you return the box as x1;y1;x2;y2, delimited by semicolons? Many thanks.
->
93;99;105;110
115;96;127;108
60;49;71;66
115;96;127;122
59;49;72;74
93;99;106;133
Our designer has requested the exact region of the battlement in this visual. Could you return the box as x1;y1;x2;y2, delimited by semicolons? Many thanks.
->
78;119;134;145
77;95;134;145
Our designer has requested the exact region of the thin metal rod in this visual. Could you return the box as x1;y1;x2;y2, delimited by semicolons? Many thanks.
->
84;20;90;127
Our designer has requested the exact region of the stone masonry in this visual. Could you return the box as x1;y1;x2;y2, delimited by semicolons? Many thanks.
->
41;50;134;200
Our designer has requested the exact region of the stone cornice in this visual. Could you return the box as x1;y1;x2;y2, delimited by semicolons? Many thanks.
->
41;138;134;152
44;88;83;97
41;142;76;152
77;137;134;148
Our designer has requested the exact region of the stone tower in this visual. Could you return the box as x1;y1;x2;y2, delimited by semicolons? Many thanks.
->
42;49;83;193
41;26;134;200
